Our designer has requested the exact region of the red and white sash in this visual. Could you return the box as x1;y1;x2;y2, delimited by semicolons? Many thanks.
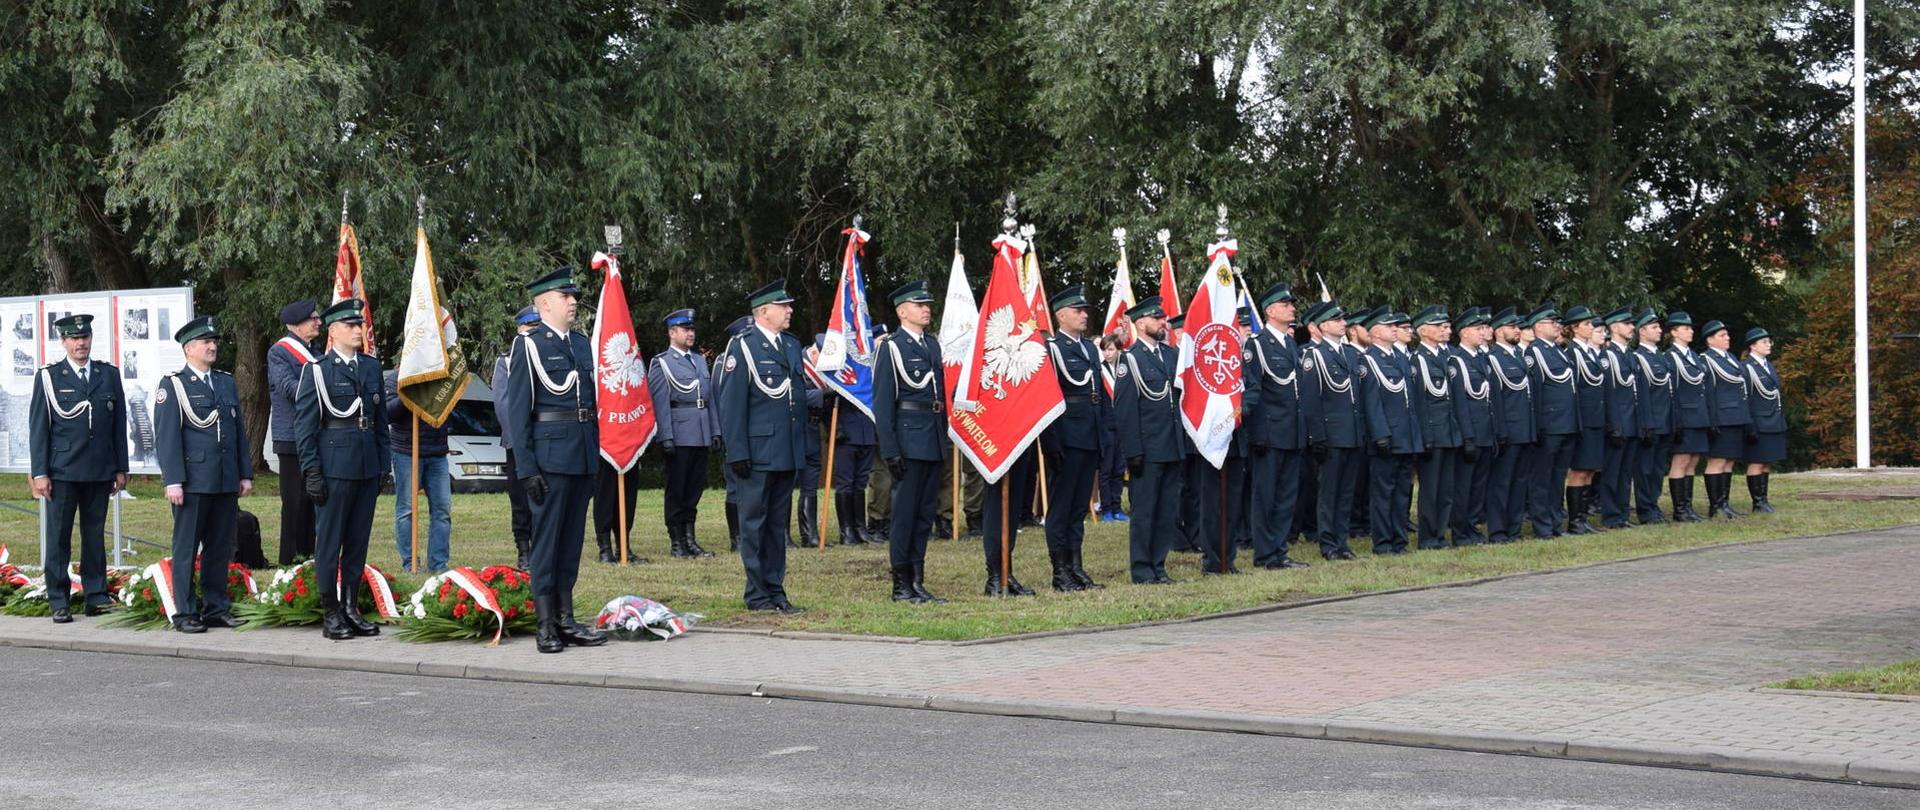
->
275;335;317;364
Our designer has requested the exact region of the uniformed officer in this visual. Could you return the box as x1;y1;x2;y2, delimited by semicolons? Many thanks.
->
1564;306;1609;533
30;314;129;623
499;268;608;651
649;308;720;558
1114;297;1183;584
493;305;541;568
1630;309;1675;525
1487;308;1537;543
293;300;387;640
1245;283;1311;570
1523;304;1576;538
1663;312;1709;522
1300;302;1365;561
1741;328;1785;513
718;281;810;613
1449;307;1496;546
1699;319;1751;519
268;299;322;565
794;337;825;549
1409;305;1470;550
1038;285;1108;590
1343;307;1377;545
872;281;948;602
1359;309;1419;555
1598;307;1642;529
715;315;754;551
156;316;252;632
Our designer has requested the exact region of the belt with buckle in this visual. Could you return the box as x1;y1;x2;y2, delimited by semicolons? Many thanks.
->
670;399;706;409
1066;393;1100;404
534;409;594;423
323;416;371;431
897;400;943;413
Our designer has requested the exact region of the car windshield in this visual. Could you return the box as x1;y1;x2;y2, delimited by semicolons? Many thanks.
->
445;400;501;437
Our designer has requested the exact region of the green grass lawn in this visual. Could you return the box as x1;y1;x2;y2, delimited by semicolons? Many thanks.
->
4;470;1917;641
1773;660;1920;696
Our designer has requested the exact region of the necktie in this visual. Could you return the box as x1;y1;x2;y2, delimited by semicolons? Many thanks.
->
78;366;87;385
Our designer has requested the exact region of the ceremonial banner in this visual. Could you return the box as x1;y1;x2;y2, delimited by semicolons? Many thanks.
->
949;233;1063;484
396;226;466;427
330;222;375;356
1020;236;1052;333
590;252;656;471
815;225;877;419
938;243;976;400
1157;240;1183;329
1102;231;1136;347
1176;236;1244;469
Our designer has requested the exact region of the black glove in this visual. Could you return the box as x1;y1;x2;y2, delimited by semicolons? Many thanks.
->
711;436;724;455
523;474;548;505
1494;439;1508;455
1373;438;1392;458
1126;457;1144;477
303;469;328;507
1462;444;1480;463
1607;431;1626;448
660;440;676;458
1309;440;1329;462
731;460;752;479
885;457;905;479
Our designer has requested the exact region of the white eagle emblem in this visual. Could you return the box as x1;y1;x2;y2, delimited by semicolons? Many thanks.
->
977;305;1046;400
595;333;647;396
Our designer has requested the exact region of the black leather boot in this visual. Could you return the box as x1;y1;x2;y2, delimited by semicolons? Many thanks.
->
890;564;921;602
1070;547;1105;589
319;594;353;640
837;492;865;545
669;522;693;558
534;593;565;653
681;521;714;558
911;561;945;604
596;532;616;563
1565;486;1595;535
1672;477;1702;522
513;534;532;570
983;560;1008;597
1720;473;1746;518
1049;547;1083;592
1749;474;1775;513
725;502;740;552
556;592;607;647
861;498;887;546
1005;567;1035;596
796;490;820;548
340;582;380;637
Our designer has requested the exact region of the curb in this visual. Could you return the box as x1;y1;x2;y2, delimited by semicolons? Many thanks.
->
3;625;1915;791
1750;687;1920;704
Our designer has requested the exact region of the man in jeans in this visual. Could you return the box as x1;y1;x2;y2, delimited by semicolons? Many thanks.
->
385;368;451;573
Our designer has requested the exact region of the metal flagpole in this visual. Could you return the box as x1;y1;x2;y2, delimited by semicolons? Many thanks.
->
1852;0;1871;469
112;491;122;566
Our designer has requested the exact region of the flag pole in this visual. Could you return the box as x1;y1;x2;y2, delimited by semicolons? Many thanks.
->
820;405;839;549
951;449;961;540
617;471;629;566
410;415;420;572
1036;453;1050;516
1218;466;1229;574
999;480;1010;598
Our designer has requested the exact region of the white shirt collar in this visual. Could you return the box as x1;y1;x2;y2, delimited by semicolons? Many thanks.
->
332;348;358;365
1639;341;1659;352
755;323;783;346
899;324;926;340
68;359;91;376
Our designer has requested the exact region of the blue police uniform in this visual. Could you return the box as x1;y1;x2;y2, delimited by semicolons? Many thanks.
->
1359;339;1420;554
1300;310;1365;560
873;307;948;601
294;324;390;639
1410;331;1471;549
649;311;722;558
1245;298;1309;570
1668;345;1713;454
1598;329;1642;529
1487;337;1537;543
1115;304;1185;583
156;317;251;631
1524;310;1578;537
1631;324;1677;524
1038;292;1108;590
1700;330;1753;520
30;319;128;619
718;285;811;613
1742;333;1785;512
1448;338;1497;546
268;300;321;565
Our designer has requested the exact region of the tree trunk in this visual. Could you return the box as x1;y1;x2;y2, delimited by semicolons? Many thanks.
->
41;231;75;293
222;264;273;474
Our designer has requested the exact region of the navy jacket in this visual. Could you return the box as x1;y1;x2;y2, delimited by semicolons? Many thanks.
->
501;323;597;479
1410;343;1467;448
383;370;449;457
1041;331;1108;454
718;326;810;472
1246;328;1308;450
294;351;390;481
1603;341;1641;437
30;360;129;482
1450;346;1496;448
1489;343;1537;444
155;365;250;493
649;347;721;448
1632;344;1675;435
1745;357;1786;433
1301;338;1365;448
1526;338;1578;436
267;335;317;444
873;328;947;462
1359;346;1422;454
1668;346;1712;430
1115;339;1184;463
1702;348;1751;428
1571;343;1609;433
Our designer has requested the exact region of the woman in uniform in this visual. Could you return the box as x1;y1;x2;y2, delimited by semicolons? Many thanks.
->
1741;328;1785;513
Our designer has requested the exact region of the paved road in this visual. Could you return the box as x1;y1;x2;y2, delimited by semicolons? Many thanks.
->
1;649;1906;809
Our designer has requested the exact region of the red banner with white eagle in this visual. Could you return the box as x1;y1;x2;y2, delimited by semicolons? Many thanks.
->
590;252;656;472
949;233;1064;485
1176;236;1244;469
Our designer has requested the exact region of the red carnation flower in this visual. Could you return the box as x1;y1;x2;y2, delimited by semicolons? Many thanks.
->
504;607;517;620
284;590;297;604
141;587;152;601
521;599;534;612
451;603;468;619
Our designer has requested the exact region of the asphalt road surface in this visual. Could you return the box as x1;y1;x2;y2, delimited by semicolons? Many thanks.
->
2;648;1908;809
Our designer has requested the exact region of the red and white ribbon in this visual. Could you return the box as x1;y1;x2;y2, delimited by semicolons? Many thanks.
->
0;544;9;565
361;565;399;619
143;559;182;620
409;566;505;645
0;564;28;589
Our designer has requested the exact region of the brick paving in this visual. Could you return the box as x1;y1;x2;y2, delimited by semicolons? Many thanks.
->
6;522;1920;784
